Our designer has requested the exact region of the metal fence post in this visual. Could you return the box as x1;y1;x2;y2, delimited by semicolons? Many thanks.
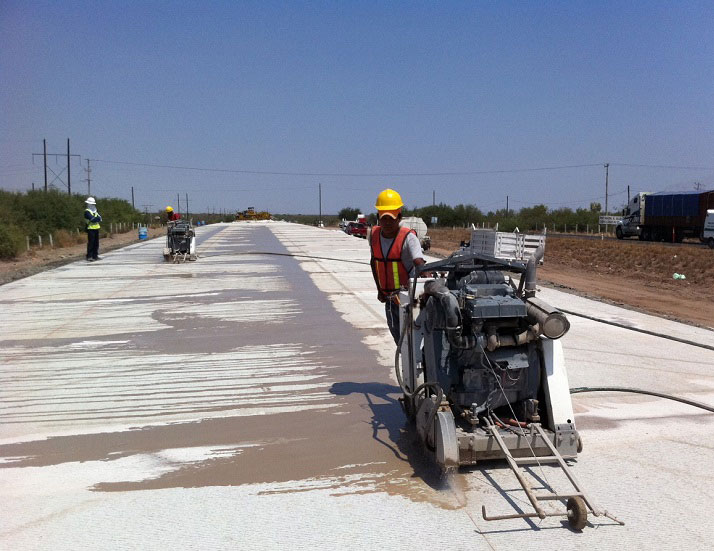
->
38;235;42;248
49;234;53;248
26;236;30;251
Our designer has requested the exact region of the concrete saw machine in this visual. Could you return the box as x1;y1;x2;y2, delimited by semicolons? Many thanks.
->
163;221;197;263
396;248;622;529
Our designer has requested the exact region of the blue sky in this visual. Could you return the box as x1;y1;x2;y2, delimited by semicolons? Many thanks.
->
2;1;713;215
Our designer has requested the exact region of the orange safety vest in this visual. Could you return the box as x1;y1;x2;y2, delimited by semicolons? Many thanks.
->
370;225;416;294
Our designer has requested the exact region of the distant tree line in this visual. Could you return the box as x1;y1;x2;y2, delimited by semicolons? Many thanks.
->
0;189;236;259
400;201;606;232
331;202;605;232
0;189;148;258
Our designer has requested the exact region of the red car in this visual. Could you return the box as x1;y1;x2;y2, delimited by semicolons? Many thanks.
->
346;222;367;238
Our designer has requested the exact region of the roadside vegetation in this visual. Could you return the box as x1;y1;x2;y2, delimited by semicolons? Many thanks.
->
401;201;607;232
273;214;340;226
331;202;609;233
0;190;147;259
0;189;247;259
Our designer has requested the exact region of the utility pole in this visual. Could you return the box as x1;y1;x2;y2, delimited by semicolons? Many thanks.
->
185;193;189;218
694;182;702;191
84;159;92;195
67;139;71;195
433;190;435;206
177;193;181;214
318;183;322;226
142;204;153;225
604;163;609;214
43;139;48;191
627;185;630;205
131;186;135;209
33;140;80;193
506;195;509;214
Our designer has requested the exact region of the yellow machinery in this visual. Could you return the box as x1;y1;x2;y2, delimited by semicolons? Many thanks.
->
236;207;271;221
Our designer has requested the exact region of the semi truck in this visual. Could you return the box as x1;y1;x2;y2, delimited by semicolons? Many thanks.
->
616;190;714;243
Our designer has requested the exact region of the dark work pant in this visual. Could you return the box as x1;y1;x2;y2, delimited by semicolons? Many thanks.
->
87;229;99;259
385;299;401;344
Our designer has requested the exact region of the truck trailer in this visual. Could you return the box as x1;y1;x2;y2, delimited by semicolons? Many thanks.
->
616;190;714;243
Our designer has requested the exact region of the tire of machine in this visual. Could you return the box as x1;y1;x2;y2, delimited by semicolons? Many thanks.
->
567;496;587;530
435;410;459;469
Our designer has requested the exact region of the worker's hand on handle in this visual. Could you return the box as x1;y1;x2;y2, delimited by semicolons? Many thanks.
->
414;258;433;278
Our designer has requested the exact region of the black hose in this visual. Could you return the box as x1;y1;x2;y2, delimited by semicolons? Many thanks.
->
558;308;714;352
394;309;414;397
570;386;714;413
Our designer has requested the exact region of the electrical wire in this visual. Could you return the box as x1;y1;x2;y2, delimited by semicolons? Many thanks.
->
610;163;714;171
479;343;553;490
88;158;603;177
569;387;714;413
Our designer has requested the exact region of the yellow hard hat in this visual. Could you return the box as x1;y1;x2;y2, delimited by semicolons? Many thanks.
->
166;206;173;212
375;188;403;211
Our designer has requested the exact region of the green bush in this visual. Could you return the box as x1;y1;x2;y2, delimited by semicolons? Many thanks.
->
0;189;144;239
0;224;26;259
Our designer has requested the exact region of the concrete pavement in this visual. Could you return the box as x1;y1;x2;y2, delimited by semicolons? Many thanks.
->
1;221;713;550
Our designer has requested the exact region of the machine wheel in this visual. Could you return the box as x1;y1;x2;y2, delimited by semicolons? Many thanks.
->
163;254;170;262
615;227;623;240
567;497;587;530
434;410;459;470
708;238;714;249
577;434;583;453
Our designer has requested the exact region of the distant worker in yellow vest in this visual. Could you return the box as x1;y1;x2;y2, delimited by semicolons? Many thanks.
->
370;188;426;344
84;197;102;261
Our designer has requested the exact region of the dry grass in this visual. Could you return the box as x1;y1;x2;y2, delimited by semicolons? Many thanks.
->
545;237;712;287
428;228;714;326
54;229;85;248
428;228;472;252
429;228;712;287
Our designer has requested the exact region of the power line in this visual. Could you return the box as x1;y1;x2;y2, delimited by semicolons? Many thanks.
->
88;158;603;177
610;162;714;170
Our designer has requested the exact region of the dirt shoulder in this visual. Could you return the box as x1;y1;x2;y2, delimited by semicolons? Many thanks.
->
0;228;165;286
428;228;714;330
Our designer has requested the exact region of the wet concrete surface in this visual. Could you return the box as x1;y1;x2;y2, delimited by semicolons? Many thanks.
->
2;222;713;550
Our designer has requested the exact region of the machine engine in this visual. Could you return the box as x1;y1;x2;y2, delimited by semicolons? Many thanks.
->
422;270;542;423
398;250;577;468
395;250;621;529
163;221;197;262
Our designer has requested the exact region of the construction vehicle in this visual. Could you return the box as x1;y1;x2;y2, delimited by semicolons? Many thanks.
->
616;190;714;242
704;210;714;248
395;248;621;529
163;220;196;262
461;227;545;262
236;207;271;221
401;216;431;251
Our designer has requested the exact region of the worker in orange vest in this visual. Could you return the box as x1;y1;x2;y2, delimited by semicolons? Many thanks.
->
370;188;426;344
